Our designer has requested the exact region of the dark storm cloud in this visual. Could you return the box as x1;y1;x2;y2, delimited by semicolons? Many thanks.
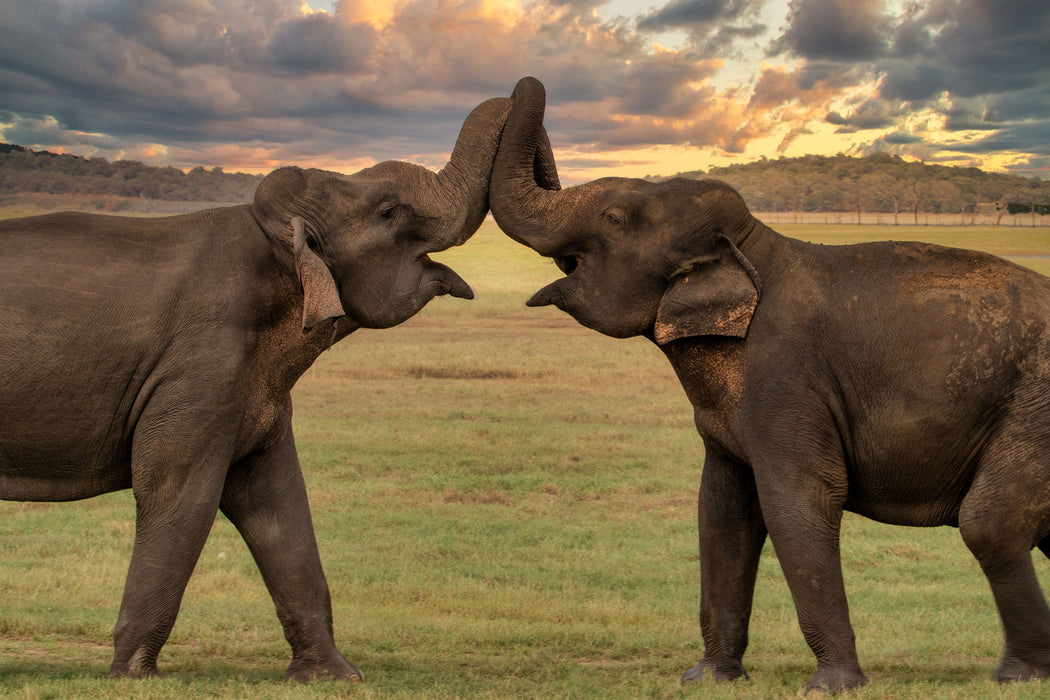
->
943;120;1050;156
825;98;897;132
1;2;302;132
1006;156;1050;178
771;0;891;61
792;61;865;92
0;0;520;167
638;0;742;29
883;0;1050;157
0;0;754;171
637;0;766;54
881;131;924;145
876;62;947;103
614;49;720;118
987;88;1050;124
269;13;376;74
880;0;1050;101
768;0;1050;167
546;0;608;12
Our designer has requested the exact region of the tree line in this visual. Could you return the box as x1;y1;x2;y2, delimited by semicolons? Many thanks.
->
652;152;1050;221
0;143;263;202
3;143;1049;218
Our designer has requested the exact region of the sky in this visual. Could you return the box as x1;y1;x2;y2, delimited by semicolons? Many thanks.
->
1;0;1049;184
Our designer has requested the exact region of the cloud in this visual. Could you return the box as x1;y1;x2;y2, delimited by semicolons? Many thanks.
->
0;113;127;153
546;0;608;12
732;62;859;153
883;0;1050;100
826;98;898;132
881;131;924;145
557;154;655;170
637;0;766;54
638;0;744;29
943;120;1050;156
610;50;723;118
877;62;947;103
0;0;535;170
765;0;1050;170
771;0;891;61
0;0;1047;180
269;13;376;74
1005;155;1050;179
873;0;1050;117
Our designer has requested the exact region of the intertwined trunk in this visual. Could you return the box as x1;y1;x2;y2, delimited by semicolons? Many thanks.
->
489;77;586;256
428;96;515;246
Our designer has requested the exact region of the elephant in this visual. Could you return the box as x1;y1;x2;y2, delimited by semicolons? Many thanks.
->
489;76;1050;693
0;95;512;681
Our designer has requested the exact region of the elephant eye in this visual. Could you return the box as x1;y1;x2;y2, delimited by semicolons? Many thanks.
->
603;208;624;227
378;202;399;221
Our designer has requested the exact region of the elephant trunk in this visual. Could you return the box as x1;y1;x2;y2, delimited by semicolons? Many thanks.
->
490;77;579;257
426;96;514;247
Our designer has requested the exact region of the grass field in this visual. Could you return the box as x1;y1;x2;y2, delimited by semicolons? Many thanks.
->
1;216;1049;699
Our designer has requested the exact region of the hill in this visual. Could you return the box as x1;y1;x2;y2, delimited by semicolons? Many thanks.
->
2;144;1048;221
651;152;1050;220
0;143;263;203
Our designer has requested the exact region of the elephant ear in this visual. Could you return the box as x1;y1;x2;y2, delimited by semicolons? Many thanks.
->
654;238;761;345
291;217;346;332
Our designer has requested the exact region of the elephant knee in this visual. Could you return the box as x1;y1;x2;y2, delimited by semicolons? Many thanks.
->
959;514;1029;577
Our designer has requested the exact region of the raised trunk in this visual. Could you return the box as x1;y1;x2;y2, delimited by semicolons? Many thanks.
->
429;97;514;246
490;77;580;256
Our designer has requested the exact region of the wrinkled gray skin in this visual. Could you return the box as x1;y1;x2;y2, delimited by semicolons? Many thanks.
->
0;96;512;681
491;77;1050;693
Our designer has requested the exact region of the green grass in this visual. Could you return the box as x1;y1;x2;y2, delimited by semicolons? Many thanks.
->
0;220;1049;698
776;223;1050;277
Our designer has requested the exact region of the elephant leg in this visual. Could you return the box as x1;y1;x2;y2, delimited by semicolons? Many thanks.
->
755;453;867;693
959;430;1050;682
682;445;767;684
219;414;362;682
109;412;233;678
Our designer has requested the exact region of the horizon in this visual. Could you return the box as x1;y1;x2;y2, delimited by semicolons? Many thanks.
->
2;0;1048;185
7;140;1048;185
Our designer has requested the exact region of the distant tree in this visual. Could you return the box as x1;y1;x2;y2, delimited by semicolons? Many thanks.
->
661;152;1050;220
5;143;1049;214
0;144;263;201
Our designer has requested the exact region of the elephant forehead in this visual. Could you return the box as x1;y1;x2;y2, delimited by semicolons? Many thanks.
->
353;161;429;189
691;185;751;217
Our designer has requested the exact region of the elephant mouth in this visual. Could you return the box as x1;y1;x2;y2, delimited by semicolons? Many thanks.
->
526;277;570;309
421;256;474;300
526;253;578;308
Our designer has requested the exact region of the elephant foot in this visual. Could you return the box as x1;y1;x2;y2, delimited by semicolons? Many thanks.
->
994;654;1050;682
680;657;749;684
286;653;363;683
107;660;162;679
803;665;868;695
108;648;163;680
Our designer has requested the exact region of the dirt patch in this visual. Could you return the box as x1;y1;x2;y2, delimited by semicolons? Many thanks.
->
406;367;526;380
576;656;638;667
0;636;111;658
441;489;515;506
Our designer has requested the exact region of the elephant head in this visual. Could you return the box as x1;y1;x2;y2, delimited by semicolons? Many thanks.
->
253;96;512;330
490;77;762;344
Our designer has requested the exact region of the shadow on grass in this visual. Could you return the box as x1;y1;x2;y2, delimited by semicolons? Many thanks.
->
0;649;1036;699
863;654;998;685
